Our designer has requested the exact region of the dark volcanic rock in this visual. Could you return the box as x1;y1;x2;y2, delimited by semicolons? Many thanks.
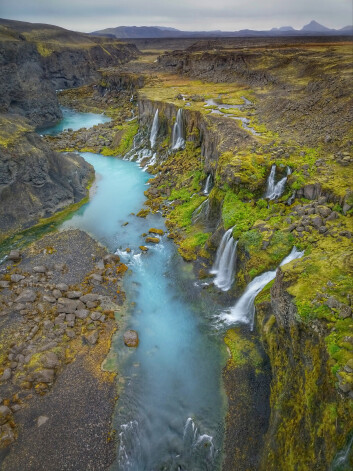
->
0;20;138;127
0;34;61;127
0;116;94;238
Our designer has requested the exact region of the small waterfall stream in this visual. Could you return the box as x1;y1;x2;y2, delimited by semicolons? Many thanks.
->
203;174;212;195
210;228;238;292
265;165;291;200
220;247;304;329
330;431;353;471
150;109;159;148
172;108;185;150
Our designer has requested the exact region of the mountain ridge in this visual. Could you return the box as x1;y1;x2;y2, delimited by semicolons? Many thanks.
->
91;20;353;38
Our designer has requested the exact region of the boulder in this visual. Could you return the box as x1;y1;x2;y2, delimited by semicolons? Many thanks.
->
311;216;323;229
15;289;36;303
326;211;339;221
86;330;99;345
0;423;15;447
57;298;84;314
75;309;90;319
43;295;56;303
148;228;164;235
0;281;10;289
90;274;103;282
34;369;55;383
56;283;68;292
317;206;331;218
0;368;11;382
326;297;340;309
124;330;139;347
0;406;12;425
90;312;101;321
339;304;352;319
67;291;82;299
42;352;59;368
7;250;21;261
33;266;47;274
145;237;160;244
80;293;100;304
10;274;25;283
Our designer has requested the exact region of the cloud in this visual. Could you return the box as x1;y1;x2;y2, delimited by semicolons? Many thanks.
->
0;0;351;32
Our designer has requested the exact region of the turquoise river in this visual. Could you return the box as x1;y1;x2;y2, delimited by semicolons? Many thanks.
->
45;111;228;470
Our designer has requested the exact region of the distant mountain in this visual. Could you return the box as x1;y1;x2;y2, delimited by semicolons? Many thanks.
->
301;20;332;32
91;26;186;39
91;22;353;39
271;26;296;32
340;25;353;32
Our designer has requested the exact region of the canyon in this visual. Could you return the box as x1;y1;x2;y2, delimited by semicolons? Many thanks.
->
0;18;352;471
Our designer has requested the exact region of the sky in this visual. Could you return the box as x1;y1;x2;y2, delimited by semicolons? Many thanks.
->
0;0;351;32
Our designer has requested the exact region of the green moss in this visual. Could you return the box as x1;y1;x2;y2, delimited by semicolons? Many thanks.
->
225;328;264;374
178;232;210;261
116;121;139;155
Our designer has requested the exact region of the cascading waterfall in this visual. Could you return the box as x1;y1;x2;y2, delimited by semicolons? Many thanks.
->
265;165;292;200
220;246;304;329
172;108;185;150
210;227;238;292
150;109;159;148
203;174;212;195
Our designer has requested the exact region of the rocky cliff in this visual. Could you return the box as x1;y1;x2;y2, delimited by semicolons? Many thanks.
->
0;29;62;128
0;115;93;240
256;258;353;470
130;58;353;469
0;19;139;127
0;18;138;241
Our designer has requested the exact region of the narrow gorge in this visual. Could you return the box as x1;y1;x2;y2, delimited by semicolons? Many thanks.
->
0;18;352;471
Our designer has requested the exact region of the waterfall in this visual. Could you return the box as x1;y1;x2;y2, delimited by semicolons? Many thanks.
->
203;174;212;195
210;228;238;292
221;246;304;329
172;109;185;150
150;109;159;148
265;165;291;200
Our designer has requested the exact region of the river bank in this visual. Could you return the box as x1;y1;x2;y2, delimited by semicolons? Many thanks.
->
0;229;125;469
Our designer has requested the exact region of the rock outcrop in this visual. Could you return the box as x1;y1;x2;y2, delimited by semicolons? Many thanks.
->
0;19;139;127
0;115;93;238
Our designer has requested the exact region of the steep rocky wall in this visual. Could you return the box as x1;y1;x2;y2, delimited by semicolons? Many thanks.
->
0;38;62;127
157;50;275;86
0;116;94;239
0;24;138;127
42;43;139;90
255;268;353;471
138;98;254;168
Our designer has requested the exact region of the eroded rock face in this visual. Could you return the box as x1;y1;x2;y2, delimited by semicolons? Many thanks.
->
0;35;62;127
124;330;139;347
0;119;94;237
0;20;139;127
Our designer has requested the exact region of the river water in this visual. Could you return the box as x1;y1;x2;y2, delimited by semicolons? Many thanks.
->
44;112;227;470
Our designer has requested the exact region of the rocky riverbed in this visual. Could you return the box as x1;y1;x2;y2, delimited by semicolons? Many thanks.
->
0;229;127;469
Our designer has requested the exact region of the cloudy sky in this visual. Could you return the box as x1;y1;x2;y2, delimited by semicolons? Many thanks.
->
0;0;351;32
